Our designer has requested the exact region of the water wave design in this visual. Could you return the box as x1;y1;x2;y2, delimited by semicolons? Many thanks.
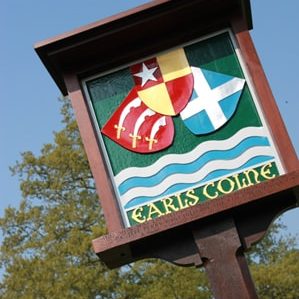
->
119;136;269;195
125;155;273;209
113;127;275;209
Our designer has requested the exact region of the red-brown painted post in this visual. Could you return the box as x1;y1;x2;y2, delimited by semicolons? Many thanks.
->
193;218;258;299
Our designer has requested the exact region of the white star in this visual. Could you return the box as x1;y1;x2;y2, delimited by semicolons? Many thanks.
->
133;63;158;87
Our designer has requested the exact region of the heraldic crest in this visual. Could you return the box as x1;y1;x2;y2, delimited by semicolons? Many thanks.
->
101;47;245;153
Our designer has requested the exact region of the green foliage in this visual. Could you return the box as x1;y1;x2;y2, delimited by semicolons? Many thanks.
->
0;98;298;298
0;99;115;298
115;261;210;299
251;250;299;299
247;224;299;299
247;221;298;265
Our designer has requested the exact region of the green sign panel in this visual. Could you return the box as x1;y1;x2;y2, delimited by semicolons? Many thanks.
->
84;31;283;227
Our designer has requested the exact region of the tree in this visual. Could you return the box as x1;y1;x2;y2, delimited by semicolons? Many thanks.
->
0;99;298;298
251;250;299;298
0;99;118;298
248;223;299;298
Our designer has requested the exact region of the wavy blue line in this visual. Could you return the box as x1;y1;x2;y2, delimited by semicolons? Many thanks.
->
124;156;274;209
119;136;270;195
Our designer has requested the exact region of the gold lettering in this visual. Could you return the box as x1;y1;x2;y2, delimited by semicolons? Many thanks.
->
162;197;179;214
185;189;200;206
217;177;235;194
176;193;189;209
131;207;146;224
203;182;218;199
147;203;164;220
232;173;249;190
260;162;276;180
243;168;260;186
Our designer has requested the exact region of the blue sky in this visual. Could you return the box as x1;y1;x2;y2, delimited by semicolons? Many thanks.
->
1;1;298;239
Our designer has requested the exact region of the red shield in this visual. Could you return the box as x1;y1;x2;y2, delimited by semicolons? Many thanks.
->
101;88;174;153
130;48;194;116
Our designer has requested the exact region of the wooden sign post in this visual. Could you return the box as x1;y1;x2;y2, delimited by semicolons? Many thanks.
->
35;1;299;298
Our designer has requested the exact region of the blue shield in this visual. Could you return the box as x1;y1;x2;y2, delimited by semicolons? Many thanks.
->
180;67;245;135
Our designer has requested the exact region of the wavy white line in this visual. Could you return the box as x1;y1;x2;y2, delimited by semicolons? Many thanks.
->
115;126;267;186
119;146;273;206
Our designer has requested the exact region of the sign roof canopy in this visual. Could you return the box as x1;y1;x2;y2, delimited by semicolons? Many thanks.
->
35;0;252;96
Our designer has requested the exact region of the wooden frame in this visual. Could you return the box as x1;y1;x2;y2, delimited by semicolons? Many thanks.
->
35;0;297;233
80;27;287;228
36;1;298;297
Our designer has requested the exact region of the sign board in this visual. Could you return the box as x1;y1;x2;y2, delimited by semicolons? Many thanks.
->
36;0;299;299
83;30;284;227
35;3;298;295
